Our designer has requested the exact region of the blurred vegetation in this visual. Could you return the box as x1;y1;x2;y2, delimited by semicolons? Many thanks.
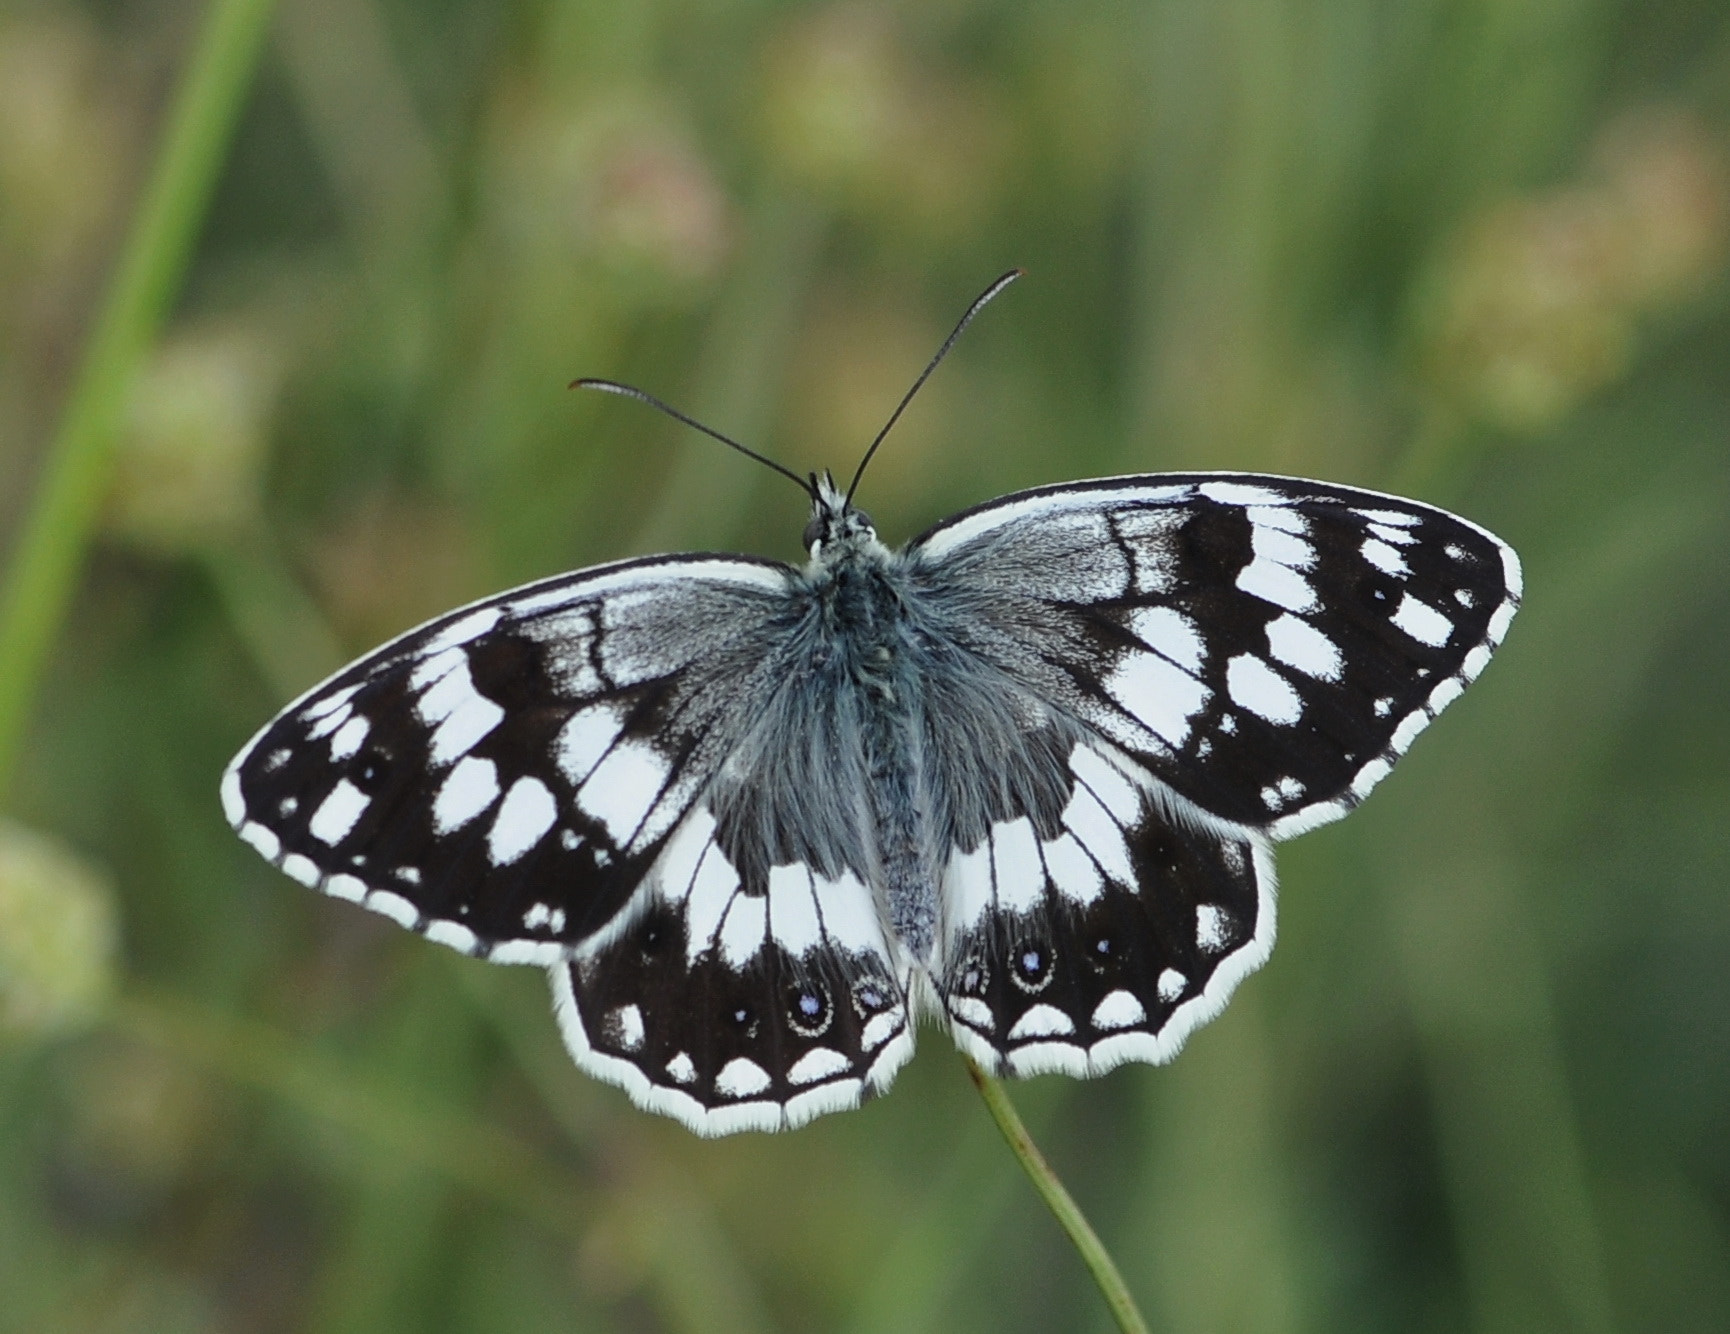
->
2;0;1729;1329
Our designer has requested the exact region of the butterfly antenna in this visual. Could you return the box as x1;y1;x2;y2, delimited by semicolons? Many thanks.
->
844;268;1023;505
571;378;816;499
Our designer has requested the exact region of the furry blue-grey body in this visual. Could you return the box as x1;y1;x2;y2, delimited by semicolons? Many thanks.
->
711;481;1081;967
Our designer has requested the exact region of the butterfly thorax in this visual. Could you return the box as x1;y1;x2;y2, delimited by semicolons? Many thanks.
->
791;477;941;961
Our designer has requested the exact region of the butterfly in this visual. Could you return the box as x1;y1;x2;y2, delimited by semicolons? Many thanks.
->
222;279;1521;1135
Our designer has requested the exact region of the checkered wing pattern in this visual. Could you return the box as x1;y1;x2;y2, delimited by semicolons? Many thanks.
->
911;474;1522;839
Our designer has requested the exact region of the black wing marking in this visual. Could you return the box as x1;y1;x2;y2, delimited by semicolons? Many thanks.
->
550;803;917;1135
220;555;796;962
935;738;1273;1076
910;473;1521;836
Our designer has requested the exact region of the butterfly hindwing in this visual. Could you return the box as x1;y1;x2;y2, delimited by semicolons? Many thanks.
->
220;555;796;961
936;739;1273;1076
549;804;917;1135
911;474;1522;838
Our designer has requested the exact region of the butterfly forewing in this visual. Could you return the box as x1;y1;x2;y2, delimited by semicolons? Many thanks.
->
911;474;1522;838
221;555;797;960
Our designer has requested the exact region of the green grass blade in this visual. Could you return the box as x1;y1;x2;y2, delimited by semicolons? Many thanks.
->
0;0;277;795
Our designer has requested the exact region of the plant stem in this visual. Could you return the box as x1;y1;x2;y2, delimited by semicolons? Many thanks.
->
966;1057;1151;1334
0;0;277;796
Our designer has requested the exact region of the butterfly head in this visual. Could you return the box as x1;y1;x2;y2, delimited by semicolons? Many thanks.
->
803;470;882;567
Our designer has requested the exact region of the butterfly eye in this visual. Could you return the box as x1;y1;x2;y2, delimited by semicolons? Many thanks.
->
802;515;825;550
1010;939;1055;993
785;981;833;1038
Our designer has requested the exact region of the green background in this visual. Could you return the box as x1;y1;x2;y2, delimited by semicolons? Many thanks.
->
2;0;1729;1330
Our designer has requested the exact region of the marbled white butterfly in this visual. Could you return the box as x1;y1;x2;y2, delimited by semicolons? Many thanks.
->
222;278;1521;1135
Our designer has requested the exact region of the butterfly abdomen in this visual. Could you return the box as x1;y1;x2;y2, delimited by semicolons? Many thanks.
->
806;550;942;964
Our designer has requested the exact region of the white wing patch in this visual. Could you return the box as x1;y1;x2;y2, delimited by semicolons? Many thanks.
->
944;839;996;941
1199;480;1288;507
433;757;500;834
423;607;502;653
1103;652;1209;750
717;892;767;967
1128;605;1205;674
1092;990;1146;1030
1043;833;1104;906
1226;653;1303;725
577;738;669;844
556;705;626;785
328;715;370;762
1361;536;1409;576
767;864;824;956
1060;774;1136;888
1236;552;1318;615
428;694;504;766
487;777;558;866
1264;613;1342;682
680;841;742;963
1390;593;1454;648
308;780;370;845
417;656;504;765
990;818;1045;913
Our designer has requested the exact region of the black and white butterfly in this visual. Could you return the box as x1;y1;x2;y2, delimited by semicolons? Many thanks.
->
222;287;1520;1136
